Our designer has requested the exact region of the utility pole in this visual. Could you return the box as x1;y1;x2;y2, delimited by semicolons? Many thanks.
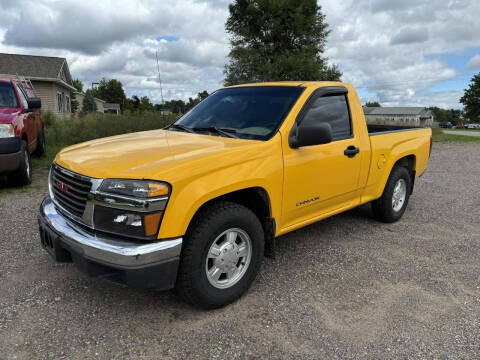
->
155;50;165;107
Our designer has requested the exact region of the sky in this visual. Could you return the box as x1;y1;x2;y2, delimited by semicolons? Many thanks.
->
1;0;479;109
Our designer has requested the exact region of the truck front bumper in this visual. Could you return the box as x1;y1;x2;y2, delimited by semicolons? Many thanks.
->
0;138;22;174
38;197;182;290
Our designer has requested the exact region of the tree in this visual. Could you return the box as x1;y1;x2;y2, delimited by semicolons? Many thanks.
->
82;89;97;113
224;0;341;86
164;99;187;114
92;78;127;110
139;96;154;112
365;101;381;107
460;73;480;122
70;92;79;113
198;90;209;101
72;79;83;93
428;107;462;125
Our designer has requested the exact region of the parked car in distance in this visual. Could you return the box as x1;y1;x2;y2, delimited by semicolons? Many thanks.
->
465;123;480;129
454;125;465;129
38;81;432;309
0;76;45;185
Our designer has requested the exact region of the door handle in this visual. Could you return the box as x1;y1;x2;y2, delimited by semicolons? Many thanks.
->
344;145;360;158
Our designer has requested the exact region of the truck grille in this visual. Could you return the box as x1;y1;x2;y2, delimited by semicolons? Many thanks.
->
51;164;92;218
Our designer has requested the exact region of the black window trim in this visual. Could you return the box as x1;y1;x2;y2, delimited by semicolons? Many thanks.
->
291;85;354;145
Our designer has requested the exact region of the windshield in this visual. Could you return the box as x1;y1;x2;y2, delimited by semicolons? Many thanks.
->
0;82;19;108
172;86;304;140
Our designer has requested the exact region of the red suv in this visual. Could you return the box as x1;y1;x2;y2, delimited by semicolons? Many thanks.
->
0;77;45;185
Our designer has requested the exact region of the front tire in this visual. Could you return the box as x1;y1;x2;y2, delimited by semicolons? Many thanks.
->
176;201;264;309
372;166;411;223
9;140;32;186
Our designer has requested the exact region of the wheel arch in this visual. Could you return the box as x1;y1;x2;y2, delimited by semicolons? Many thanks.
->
184;187;276;257
381;154;416;197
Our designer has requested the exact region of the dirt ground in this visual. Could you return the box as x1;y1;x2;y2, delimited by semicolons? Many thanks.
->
0;142;479;359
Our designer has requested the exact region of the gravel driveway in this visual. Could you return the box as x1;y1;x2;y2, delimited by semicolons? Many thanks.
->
1;142;479;359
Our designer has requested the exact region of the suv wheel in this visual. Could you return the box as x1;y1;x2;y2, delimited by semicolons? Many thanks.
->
372;166;411;223
176;201;264;309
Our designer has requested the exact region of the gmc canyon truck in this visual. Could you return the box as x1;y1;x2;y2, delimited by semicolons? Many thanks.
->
38;82;431;309
0;76;45;185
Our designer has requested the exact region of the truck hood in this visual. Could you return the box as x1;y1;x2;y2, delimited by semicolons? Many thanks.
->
55;129;264;181
0;107;20;124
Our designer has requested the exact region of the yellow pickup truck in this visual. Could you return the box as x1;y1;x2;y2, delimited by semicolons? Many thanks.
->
38;82;432;308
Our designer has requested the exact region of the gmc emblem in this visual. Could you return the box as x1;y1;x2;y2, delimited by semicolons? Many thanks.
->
55;180;71;195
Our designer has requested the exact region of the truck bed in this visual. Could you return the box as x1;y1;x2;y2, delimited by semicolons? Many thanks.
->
367;124;423;135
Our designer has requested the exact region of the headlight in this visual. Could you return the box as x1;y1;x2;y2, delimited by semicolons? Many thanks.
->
0;124;14;138
99;179;170;198
94;206;164;239
95;179;170;240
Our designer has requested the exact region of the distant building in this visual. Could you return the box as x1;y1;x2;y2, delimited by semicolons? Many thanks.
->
0;53;76;118
74;92;105;114
103;103;121;114
363;107;435;127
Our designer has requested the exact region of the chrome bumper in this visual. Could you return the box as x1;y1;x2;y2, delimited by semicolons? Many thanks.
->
39;197;182;267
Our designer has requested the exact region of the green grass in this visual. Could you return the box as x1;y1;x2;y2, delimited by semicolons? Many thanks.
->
431;128;480;143
31;112;176;169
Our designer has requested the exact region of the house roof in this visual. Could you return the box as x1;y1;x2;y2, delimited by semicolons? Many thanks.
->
363;107;432;116
0;53;75;91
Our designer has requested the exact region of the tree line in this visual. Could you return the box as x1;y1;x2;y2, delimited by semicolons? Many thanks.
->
72;77;209;115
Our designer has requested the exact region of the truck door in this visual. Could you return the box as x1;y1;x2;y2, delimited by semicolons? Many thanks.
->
281;90;362;229
14;84;36;150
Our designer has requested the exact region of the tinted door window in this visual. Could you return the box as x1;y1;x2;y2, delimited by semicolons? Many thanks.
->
301;95;351;141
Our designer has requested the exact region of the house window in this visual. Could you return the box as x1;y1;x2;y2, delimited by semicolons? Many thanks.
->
65;94;71;113
57;92;63;113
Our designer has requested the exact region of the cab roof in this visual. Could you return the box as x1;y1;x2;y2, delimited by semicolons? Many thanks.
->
227;81;351;89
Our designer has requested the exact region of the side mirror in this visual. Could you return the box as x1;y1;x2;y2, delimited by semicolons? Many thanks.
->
27;97;41;110
289;122;332;148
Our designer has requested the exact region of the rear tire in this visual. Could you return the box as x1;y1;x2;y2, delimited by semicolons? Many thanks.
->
9;140;32;186
176;201;264;309
372;166;411;223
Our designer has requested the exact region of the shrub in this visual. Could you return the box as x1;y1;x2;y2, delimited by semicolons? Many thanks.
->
45;112;175;148
42;111;57;128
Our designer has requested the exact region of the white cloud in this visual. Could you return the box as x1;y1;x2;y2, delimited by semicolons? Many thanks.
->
466;54;480;70
0;0;478;107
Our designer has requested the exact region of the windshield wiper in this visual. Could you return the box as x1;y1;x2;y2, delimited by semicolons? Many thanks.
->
191;126;238;138
168;124;195;133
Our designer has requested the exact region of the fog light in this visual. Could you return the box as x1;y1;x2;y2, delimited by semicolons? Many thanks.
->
113;214;142;227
